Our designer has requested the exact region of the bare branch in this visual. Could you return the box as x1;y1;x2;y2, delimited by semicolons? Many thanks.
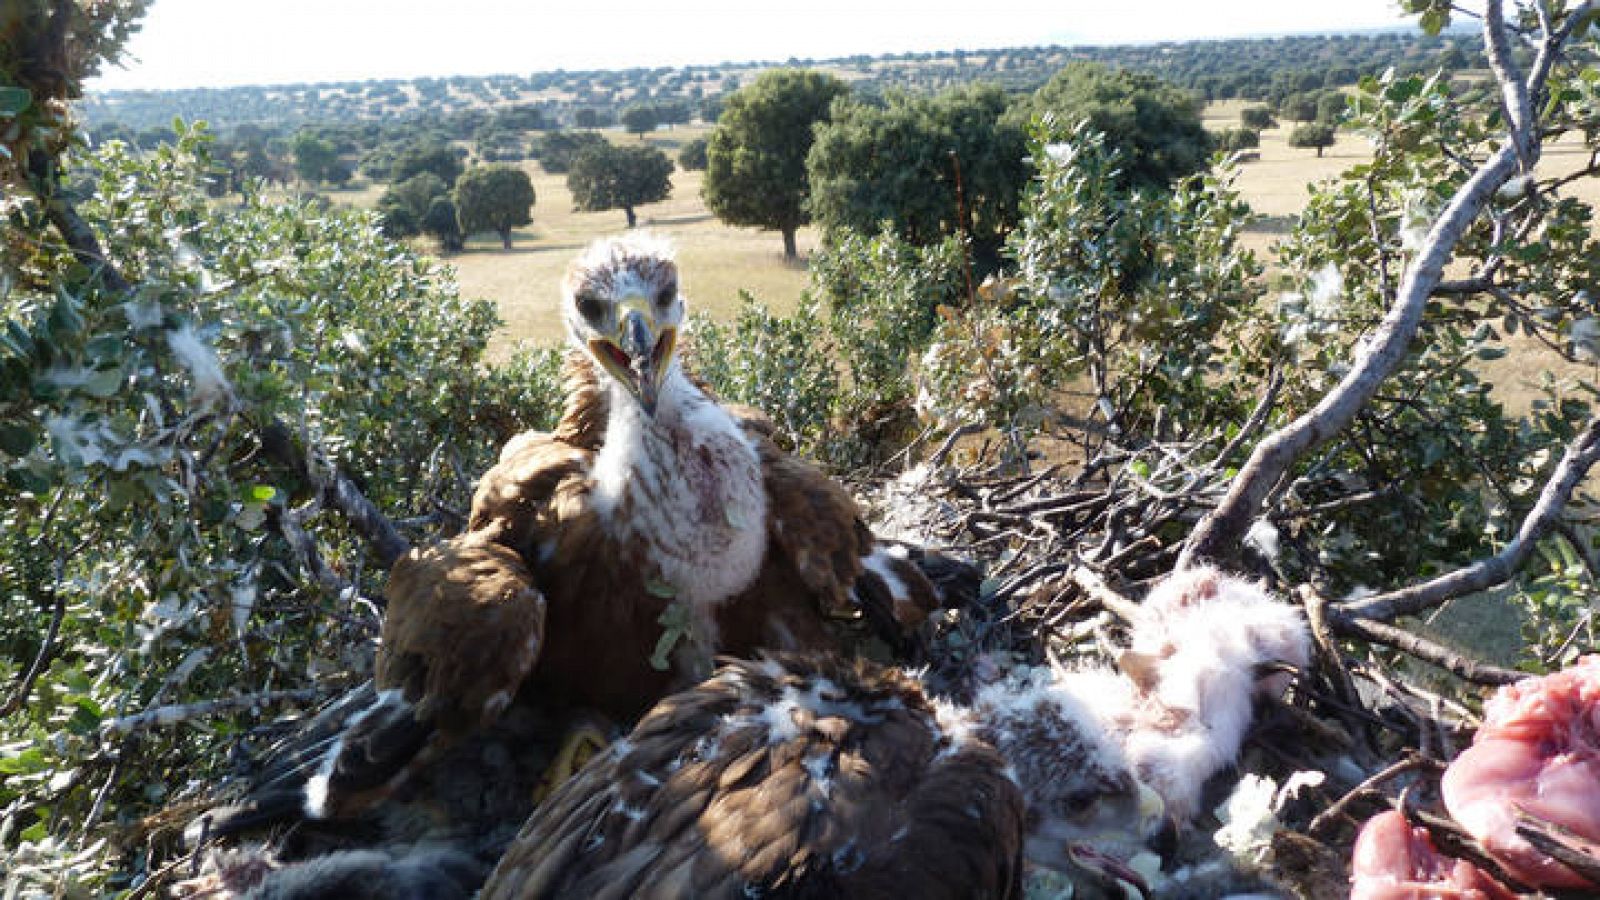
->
1307;753;1443;839
255;417;411;569
1069;564;1144;623
1484;0;1534;153
1328;610;1524;685
102;688;325;735
1516;814;1600;884
1340;413;1600;622
1181;1;1563;568
0;579;67;719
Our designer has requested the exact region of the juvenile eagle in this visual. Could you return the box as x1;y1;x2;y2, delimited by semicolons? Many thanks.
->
1071;566;1312;824
479;651;1164;899
202;234;961;836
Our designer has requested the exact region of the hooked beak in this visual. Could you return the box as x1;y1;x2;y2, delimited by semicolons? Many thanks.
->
590;306;675;417
1066;844;1152;899
1039;783;1166;898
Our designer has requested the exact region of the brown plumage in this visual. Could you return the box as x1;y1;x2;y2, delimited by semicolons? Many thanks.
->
465;234;942;727
196;234;958;838
480;653;1023;900
300;537;546;818
480;651;1163;900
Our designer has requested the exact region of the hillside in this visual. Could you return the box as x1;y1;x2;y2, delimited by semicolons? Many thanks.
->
83;30;1482;134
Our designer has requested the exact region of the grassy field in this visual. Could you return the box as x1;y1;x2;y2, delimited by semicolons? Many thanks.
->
315;107;1600;400
428;126;816;359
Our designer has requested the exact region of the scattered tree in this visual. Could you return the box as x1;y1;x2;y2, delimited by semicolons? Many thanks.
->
1279;91;1319;122
1317;91;1349;124
1288;122;1336;157
390;142;464;187
1012;62;1210;191
455;164;536;248
676;137;708;171
807;83;1026;269
1213;127;1261;152
290;131;339;185
1241;106;1276;129
703;68;850;259
656;101;691;128
567;144;673;227
422;196;464;251
378;171;449;237
620;105;659;138
535;130;608;174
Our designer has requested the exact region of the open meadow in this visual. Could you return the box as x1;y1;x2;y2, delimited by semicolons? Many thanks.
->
311;106;1600;417
310;125;819;359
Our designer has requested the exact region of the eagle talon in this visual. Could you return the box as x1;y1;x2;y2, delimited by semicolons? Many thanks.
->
533;720;612;806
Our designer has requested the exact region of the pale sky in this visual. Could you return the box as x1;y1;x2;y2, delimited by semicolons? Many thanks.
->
89;0;1414;92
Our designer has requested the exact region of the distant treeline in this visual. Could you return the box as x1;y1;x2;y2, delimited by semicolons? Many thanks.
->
83;29;1483;136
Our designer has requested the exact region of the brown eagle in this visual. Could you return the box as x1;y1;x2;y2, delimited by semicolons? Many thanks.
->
199;234;964;838
479;651;1164;900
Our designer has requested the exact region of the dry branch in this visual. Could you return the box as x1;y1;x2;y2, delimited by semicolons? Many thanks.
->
102;688;325;735
255;417;411;569
1339;414;1600;622
1328;611;1524;686
1180;0;1573;568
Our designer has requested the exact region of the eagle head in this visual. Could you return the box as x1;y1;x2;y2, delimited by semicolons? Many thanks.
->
563;233;684;417
970;673;1166;890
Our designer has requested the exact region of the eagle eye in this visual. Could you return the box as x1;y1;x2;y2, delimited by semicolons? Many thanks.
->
655;283;677;308
1063;789;1097;815
575;291;603;323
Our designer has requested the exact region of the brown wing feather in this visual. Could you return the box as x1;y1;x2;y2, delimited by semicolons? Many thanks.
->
733;421;944;654
469;430;592;559
480;653;1026;900
308;537;546;819
378;536;545;732
743;425;870;619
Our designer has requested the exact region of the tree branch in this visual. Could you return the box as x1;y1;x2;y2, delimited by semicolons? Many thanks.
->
102;688;325;735
1180;2;1550;568
1327;609;1524;685
255;418;411;569
1339;413;1600;622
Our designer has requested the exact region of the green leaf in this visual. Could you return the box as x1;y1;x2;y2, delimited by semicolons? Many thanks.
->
0;748;48;775
649;601;692;671
1129;458;1152;478
645;576;677;599
1;321;33;357
82;368;123;398
0;86;31;118
47;292;84;341
247;484;277;503
0;422;34;456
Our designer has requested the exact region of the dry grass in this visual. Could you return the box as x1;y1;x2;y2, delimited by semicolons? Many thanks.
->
303;125;816;359
305;107;1600;401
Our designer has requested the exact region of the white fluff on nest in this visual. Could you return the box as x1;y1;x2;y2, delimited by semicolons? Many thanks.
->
1059;567;1312;824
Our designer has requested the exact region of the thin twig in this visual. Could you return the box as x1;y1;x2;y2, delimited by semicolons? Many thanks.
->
1341;413;1600;622
103;688;325;735
1307;753;1442;838
1330;611;1524;685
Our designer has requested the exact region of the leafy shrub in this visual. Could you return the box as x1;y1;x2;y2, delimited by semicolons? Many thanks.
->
686;295;840;458
0;124;562;891
919;120;1264;451
676;138;708;171
1213;127;1261;152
